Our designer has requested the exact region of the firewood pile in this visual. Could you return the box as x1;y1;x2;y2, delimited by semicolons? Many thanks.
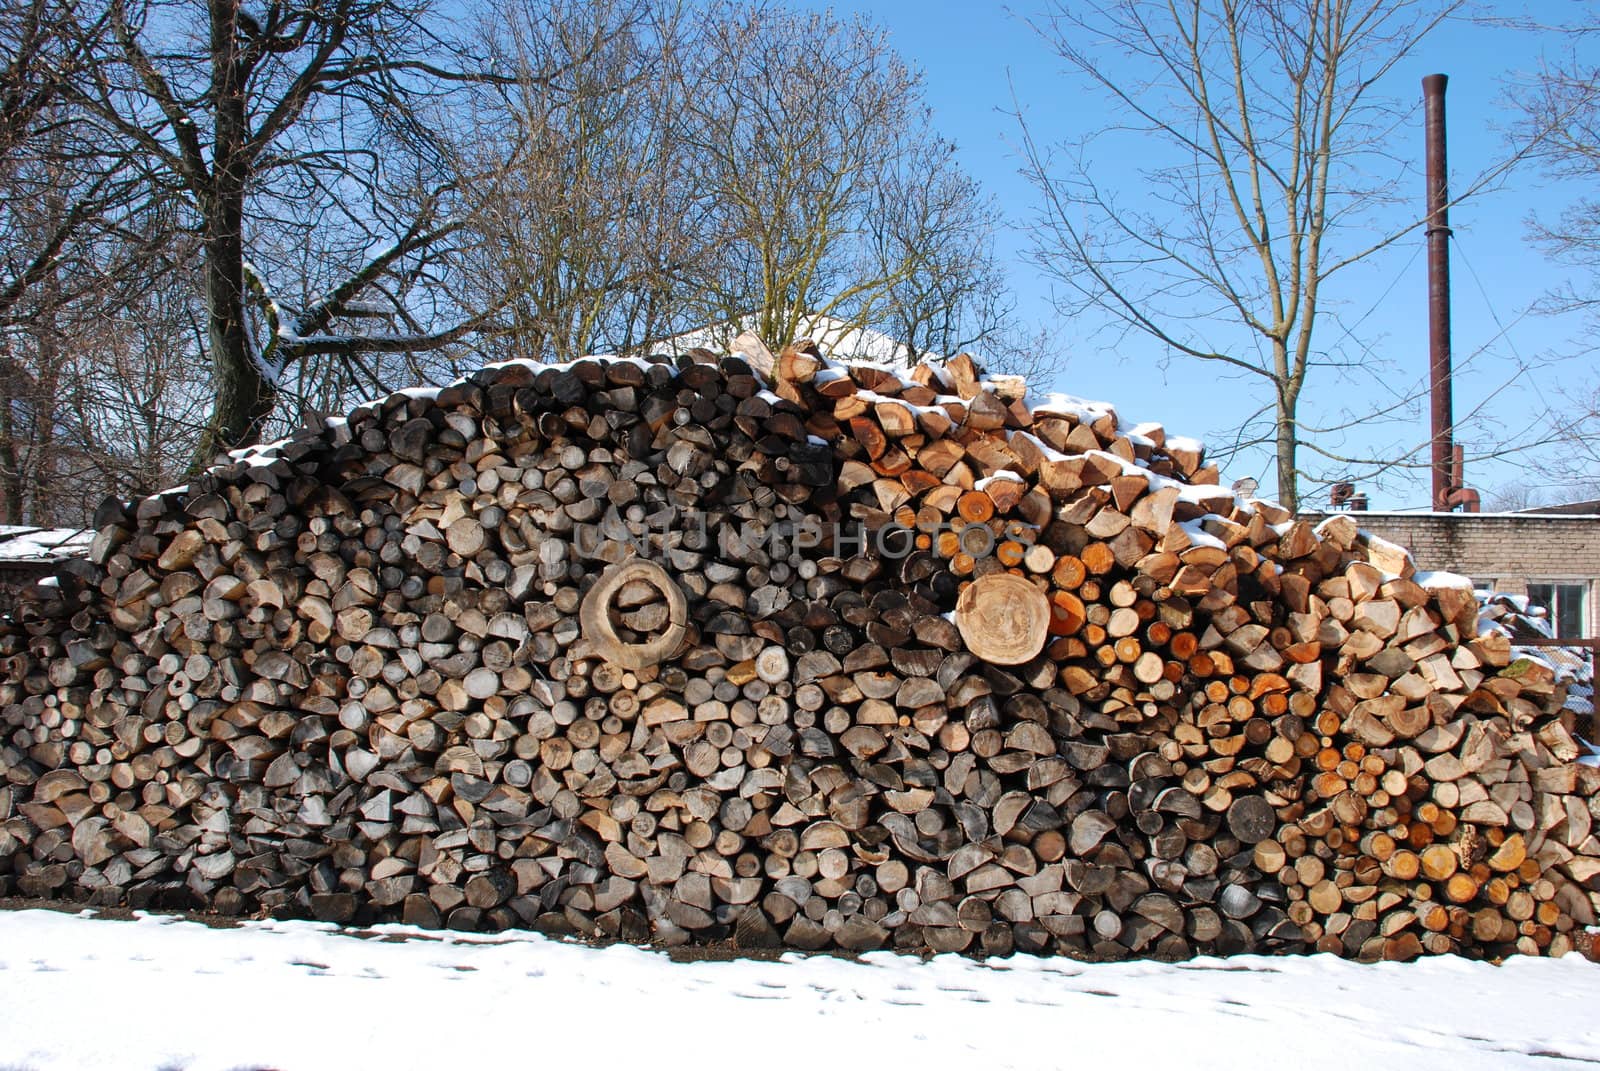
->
1;342;1596;963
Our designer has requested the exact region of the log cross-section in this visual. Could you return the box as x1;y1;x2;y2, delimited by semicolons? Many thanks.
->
579;558;688;669
954;572;1050;665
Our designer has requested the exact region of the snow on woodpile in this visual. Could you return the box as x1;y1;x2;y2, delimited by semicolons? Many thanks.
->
0;343;1597;965
0;527;92;563
1478;590;1595;719
0;528;92;614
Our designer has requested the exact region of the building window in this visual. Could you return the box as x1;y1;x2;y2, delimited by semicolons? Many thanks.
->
1527;581;1589;637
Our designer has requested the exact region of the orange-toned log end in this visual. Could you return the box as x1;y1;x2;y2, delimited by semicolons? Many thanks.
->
1488;833;1527;873
1048;591;1086;636
1420;903;1452;932
1384;849;1421;881
1285;640;1322;664
954;572;1050;666
1445;872;1481;904
957;490;995;524
1052;555;1087;590
1311;771;1348;799
1081;541;1116;575
996;540;1025;568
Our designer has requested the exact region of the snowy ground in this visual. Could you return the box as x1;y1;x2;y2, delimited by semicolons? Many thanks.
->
1;910;1598;1070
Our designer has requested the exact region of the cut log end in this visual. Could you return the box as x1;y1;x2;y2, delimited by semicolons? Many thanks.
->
954;573;1050;666
578;558;689;670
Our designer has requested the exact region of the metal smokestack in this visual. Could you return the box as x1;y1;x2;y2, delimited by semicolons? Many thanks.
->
1424;73;1454;512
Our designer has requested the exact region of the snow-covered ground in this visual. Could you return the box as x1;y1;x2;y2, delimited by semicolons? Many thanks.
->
0;909;1597;1070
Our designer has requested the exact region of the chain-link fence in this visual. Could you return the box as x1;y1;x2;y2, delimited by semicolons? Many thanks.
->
1512;638;1597;740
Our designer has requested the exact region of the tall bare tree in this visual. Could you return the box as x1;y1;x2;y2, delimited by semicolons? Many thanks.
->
676;3;1028;364
453;0;1041;378
1502;14;1600;497
1019;0;1463;509
872;161;1060;380
0;0;189;522
1;169;202;524
1513;18;1600;333
61;0;495;467
0;0;129;332
451;0;713;362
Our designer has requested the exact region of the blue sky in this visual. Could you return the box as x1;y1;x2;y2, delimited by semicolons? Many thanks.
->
813;1;1593;509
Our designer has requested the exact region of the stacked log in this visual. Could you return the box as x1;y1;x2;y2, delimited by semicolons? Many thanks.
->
1477;590;1595;739
0;342;1596;963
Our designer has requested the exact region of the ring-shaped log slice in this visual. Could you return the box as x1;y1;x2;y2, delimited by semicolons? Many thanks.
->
578;559;689;669
954;572;1050;665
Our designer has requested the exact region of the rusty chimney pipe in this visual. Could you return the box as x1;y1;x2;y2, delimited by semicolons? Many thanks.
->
1424;73;1454;512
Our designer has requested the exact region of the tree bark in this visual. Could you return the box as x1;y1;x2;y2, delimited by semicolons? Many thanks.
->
191;0;274;471
0;385;22;524
1275;391;1299;513
196;208;274;470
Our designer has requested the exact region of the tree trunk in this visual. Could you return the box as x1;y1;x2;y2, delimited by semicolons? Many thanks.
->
188;0;273;470
191;1;274;472
28;318;59;525
0;385;22;525
1275;362;1302;513
193;201;274;472
1275;406;1298;512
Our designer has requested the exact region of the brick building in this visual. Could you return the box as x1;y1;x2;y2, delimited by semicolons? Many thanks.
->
1302;506;1600;639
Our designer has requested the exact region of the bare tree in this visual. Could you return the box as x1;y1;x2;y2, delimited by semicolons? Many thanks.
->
60;0;499;468
0;0;136;333
1512;18;1600;332
452;0;1038;378
1504;14;1600;496
677;3;1023;364
0;0;179;524
0;177;202;525
1540;384;1600;499
1019;0;1470;509
451;0;715;362
872;162;1061;381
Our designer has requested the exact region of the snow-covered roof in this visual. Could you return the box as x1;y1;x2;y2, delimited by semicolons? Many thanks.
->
0;526;92;564
664;314;929;366
1513;500;1600;517
1301;508;1600;522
